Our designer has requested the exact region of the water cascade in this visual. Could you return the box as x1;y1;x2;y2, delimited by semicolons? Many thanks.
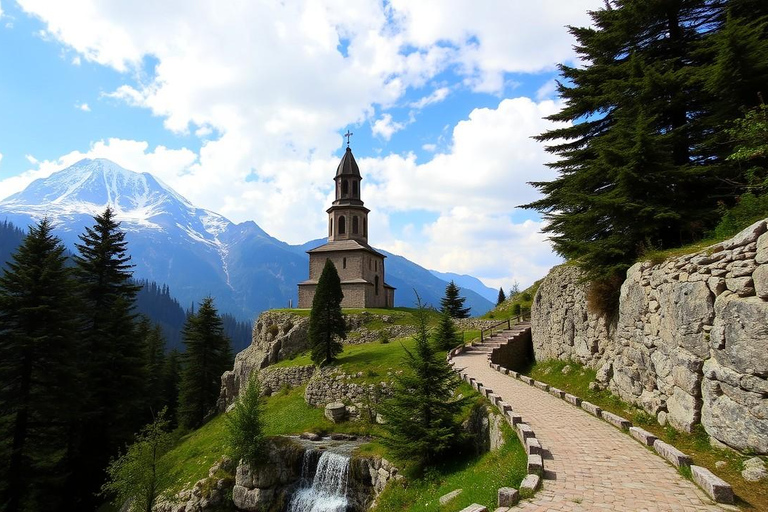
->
288;450;351;512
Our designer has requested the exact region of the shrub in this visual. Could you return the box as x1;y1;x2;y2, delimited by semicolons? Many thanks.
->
226;375;265;466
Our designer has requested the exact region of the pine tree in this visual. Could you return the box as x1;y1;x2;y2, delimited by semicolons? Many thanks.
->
496;287;506;306
144;321;168;419
380;299;468;469
178;297;233;429
433;311;461;351
72;206;145;506
309;259;346;366
440;281;470;318
0;219;82;511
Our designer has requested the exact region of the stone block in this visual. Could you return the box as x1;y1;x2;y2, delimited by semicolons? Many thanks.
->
502;368;510;375
477;384;485;395
629;426;657;446
484;388;494;398
519;474;540;497
601;411;632;430
653;439;692;468
324;402;347;423
497;487;519;507
505;411;523;425
526;437;542;455
691;465;734;504
499;401;513;414
753;264;768;299
722;219;767;250
458;504;488;512
516;423;535;443
439;488;463;505
527;454;544;475
548;387;565;399
520;375;533;385
509;370;520;379
581;401;602;418
725;276;755;297
756;232;768;264
533;380;549;391
564;393;582;406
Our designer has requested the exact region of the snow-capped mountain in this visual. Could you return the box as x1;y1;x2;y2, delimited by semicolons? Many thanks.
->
0;158;493;319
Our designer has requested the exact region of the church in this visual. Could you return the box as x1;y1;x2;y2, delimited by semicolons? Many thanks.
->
297;141;395;308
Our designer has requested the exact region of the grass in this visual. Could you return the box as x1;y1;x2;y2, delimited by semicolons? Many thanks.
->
372;422;527;512
527;359;768;510
481;281;542;321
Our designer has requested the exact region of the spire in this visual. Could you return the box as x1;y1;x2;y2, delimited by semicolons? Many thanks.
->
335;146;361;178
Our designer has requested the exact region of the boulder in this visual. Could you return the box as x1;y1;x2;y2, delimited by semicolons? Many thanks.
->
742;457;767;482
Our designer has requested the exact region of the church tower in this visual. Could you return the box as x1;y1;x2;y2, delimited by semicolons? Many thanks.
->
298;137;395;309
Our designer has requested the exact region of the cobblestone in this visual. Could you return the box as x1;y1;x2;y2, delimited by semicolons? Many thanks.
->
453;349;726;511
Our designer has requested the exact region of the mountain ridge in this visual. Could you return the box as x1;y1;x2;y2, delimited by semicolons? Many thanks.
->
0;158;494;319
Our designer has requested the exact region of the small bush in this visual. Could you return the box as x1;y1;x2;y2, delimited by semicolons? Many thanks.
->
511;303;521;316
226;374;265;466
267;324;279;337
711;193;768;240
379;329;391;344
586;275;623;320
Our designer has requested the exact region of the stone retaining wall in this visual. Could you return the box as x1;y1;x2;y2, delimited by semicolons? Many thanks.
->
531;219;768;454
304;367;394;420
490;329;533;373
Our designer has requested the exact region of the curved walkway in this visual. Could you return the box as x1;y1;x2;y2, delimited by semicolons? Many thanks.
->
453;348;729;511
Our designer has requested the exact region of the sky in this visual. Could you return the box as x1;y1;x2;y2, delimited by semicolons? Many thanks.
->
0;0;604;291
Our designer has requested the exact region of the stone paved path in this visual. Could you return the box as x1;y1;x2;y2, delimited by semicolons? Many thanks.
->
453;346;729;512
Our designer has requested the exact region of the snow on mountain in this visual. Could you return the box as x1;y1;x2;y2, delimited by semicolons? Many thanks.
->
0;158;493;319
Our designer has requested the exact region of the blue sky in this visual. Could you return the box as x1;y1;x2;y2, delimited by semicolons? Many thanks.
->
0;0;604;289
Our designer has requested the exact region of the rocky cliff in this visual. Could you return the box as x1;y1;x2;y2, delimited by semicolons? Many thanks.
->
532;219;768;454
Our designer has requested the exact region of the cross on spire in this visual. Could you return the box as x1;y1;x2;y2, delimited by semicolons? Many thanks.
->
344;130;353;147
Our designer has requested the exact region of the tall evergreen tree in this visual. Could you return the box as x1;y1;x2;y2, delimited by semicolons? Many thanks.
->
143;321;168;419
380;299;468;469
309;259;346;366
0;219;82;511
162;349;182;428
178;297;233;429
72;206;145;507
433;311;461;351
524;0;768;285
496;287;506;306
440;281;470;318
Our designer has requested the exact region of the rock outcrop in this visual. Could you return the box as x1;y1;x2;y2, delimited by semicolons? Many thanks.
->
532;219;768;454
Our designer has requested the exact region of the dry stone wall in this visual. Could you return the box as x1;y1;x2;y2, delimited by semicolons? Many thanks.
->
532;219;768;454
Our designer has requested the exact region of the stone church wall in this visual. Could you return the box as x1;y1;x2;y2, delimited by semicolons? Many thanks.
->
531;219;768;454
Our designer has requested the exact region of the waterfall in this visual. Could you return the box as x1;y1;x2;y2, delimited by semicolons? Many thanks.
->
288;450;350;512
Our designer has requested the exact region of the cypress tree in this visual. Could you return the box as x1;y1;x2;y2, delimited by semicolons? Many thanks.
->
496;287;506;306
178;297;233;429
0;219;82;511
380;299;468;469
72;206;144;506
440;281;470;318
309;259;346;366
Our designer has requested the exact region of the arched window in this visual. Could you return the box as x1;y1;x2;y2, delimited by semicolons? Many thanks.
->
339;215;346;234
353;181;358;197
375;275;379;296
352;216;359;234
329;218;333;237
363;218;367;237
343;257;347;269
342;180;349;196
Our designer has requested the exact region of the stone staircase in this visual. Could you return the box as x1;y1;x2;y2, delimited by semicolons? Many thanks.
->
465;321;532;363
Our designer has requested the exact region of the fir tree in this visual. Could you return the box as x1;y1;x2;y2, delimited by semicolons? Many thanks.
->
162;349;182;428
0;219;82;511
440;281;470;318
524;1;768;284
496;287;506;306
380;299;468;469
309;259;346;366
144;321;168;419
178;297;233;429
433;311;461;351
72;206;145;506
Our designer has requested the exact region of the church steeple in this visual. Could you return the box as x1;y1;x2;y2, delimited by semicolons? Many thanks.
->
327;143;369;243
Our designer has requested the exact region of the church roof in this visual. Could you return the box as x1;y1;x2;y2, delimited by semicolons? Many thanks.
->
336;147;361;178
307;239;385;258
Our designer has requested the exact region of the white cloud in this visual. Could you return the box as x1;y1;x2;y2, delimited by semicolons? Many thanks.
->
422;143;436;152
372;114;406;140
0;152;3;166
71;55;81;65
409;87;450;109
76;102;90;111
536;79;558;101
25;154;38;164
